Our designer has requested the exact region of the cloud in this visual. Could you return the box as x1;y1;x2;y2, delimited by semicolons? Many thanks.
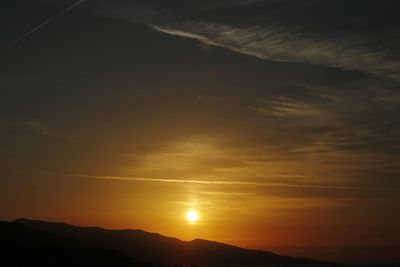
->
58;0;396;82
6;0;400;197
0;118;77;143
32;0;400;80
152;22;400;81
247;81;400;181
255;97;332;119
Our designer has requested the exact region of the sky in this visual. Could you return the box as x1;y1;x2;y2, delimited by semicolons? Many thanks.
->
1;0;400;263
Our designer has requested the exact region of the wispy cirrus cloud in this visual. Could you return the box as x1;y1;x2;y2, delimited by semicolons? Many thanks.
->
152;22;400;81
0;118;77;143
33;0;400;80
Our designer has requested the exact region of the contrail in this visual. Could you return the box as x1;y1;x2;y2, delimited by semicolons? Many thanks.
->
7;0;85;48
37;172;400;192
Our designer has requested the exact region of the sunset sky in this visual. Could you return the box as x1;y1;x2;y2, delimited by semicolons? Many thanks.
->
1;0;400;263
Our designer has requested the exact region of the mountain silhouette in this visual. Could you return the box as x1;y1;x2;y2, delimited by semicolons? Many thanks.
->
13;218;328;266
0;221;146;267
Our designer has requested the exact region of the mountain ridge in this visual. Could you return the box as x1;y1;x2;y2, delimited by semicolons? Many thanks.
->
13;218;330;266
0;221;143;267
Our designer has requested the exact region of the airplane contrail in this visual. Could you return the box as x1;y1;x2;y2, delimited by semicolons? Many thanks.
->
7;0;86;48
35;172;400;192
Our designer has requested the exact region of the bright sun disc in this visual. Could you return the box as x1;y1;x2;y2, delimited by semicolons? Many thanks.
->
186;211;199;222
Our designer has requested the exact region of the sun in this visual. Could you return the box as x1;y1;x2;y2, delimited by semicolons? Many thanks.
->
186;210;199;223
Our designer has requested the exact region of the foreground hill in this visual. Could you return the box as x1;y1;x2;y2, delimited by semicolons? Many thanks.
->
15;218;326;266
0;221;144;267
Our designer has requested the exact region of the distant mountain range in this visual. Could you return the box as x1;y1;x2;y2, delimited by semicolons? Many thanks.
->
0;219;330;266
0;221;142;267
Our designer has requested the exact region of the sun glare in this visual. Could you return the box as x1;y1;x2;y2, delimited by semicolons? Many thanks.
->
186;211;199;223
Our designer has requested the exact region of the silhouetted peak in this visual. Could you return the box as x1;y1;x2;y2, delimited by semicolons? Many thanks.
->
0;221;140;267
13;218;330;265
